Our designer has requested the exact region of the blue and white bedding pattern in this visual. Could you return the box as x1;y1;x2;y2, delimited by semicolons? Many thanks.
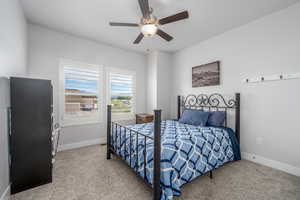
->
111;120;240;200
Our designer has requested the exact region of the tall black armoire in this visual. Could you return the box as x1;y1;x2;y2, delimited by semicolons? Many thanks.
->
10;77;53;194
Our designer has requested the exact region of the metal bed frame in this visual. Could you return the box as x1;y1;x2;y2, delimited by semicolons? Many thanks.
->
107;93;240;200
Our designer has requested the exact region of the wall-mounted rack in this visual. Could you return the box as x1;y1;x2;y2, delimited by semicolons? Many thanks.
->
243;73;300;84
52;123;61;159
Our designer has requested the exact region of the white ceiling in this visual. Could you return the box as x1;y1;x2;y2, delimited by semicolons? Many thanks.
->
20;0;300;53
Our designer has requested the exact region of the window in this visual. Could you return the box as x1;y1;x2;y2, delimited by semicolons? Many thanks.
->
60;60;102;126
107;69;136;120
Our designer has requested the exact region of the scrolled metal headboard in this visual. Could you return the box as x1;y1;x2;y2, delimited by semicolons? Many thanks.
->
177;93;240;143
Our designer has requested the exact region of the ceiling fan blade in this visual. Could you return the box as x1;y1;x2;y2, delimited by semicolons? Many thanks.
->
109;22;139;27
156;29;173;42
159;11;189;25
133;33;144;44
138;0;150;19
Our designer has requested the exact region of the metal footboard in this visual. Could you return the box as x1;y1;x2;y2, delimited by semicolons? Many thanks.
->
106;105;161;200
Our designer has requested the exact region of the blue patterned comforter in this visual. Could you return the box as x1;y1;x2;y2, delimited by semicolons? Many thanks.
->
111;120;240;200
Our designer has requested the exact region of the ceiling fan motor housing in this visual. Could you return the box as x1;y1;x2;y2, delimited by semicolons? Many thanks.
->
140;15;158;25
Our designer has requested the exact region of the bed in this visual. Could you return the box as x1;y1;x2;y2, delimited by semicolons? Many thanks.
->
106;93;241;200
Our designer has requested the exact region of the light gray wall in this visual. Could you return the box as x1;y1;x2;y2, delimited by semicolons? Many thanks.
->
0;0;27;198
146;51;157;113
156;52;172;120
0;0;27;77
146;51;172;120
27;24;147;146
171;3;300;168
0;79;11;200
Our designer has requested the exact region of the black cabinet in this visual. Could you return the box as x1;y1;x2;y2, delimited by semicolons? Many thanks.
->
10;77;53;194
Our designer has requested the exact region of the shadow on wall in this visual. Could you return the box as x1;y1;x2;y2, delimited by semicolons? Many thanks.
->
0;78;11;199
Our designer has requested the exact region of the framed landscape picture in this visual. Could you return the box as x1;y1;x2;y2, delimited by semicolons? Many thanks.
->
192;61;220;87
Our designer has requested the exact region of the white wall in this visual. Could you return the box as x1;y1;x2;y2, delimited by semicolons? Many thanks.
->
0;79;11;200
146;51;172;120
156;52;172;119
27;24;147;146
0;0;27;199
146;51;158;113
0;0;27;77
171;3;300;172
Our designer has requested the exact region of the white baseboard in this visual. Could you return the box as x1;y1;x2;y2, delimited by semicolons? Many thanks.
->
241;152;300;177
58;138;106;152
58;143;300;177
0;185;10;200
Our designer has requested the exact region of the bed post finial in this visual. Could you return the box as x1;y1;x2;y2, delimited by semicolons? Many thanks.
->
107;105;112;160
235;93;240;144
177;95;181;120
153;109;161;200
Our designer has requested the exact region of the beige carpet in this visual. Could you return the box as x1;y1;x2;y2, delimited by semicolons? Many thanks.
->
11;145;300;200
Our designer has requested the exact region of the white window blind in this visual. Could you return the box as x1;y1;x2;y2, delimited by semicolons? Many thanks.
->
60;60;102;126
109;71;136;118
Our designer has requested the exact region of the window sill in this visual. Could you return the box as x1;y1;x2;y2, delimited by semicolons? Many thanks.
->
61;120;101;128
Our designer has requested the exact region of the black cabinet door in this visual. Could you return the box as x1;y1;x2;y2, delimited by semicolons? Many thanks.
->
10;77;52;194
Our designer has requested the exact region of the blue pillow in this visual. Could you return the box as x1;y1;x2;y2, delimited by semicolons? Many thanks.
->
207;111;226;127
179;109;210;126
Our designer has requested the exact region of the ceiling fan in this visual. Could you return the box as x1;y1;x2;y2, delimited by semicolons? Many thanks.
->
109;0;189;44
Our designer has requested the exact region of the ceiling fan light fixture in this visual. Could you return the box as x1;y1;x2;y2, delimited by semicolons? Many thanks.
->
141;24;158;37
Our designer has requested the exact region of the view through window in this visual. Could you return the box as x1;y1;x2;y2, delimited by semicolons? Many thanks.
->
109;72;135;114
64;66;100;120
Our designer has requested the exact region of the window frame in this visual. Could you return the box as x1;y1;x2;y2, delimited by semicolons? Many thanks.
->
106;67;137;121
59;59;103;127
